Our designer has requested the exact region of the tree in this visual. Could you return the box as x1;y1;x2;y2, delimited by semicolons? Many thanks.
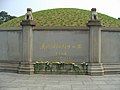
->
118;18;120;20
0;11;17;24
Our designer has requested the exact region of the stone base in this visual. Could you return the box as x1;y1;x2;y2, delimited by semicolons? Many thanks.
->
87;20;101;26
103;63;120;75
18;62;34;75
88;63;104;76
20;20;36;26
0;61;19;73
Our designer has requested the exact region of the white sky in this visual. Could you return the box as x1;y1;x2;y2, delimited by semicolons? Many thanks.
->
0;0;120;18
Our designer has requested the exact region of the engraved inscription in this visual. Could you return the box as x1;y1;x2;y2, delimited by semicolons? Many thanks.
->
40;43;81;49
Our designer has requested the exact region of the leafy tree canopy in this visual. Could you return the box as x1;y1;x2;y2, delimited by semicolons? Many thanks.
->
0;11;16;24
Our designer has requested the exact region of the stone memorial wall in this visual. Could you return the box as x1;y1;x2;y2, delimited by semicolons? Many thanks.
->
0;27;120;75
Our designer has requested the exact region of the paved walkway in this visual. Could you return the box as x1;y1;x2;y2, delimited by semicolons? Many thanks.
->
0;72;120;90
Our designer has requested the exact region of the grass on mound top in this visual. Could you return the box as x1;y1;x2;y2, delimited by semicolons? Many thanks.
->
0;8;120;27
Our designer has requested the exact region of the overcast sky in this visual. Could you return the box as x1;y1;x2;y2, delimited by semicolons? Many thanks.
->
0;0;120;18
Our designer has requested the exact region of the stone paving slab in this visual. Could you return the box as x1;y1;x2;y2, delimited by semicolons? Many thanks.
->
0;72;120;90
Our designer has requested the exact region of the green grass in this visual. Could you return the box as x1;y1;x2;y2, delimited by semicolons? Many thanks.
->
0;8;120;27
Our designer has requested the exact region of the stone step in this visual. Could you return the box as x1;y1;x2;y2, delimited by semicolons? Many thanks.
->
34;71;87;75
103;63;120;65
19;67;34;71
0;62;19;73
0;62;19;64
0;64;18;68
103;65;120;74
91;68;103;71
104;70;120;75
88;71;104;76
104;67;120;70
0;67;18;73
104;65;120;67
0;67;18;70
103;64;120;75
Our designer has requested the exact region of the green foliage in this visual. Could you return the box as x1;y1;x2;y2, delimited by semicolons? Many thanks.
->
0;8;120;27
0;11;16;24
34;61;88;74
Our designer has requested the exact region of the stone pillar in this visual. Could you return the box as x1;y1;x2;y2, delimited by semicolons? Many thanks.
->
18;20;35;74
87;20;104;76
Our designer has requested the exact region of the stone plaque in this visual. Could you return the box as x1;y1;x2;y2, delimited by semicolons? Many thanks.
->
33;31;89;62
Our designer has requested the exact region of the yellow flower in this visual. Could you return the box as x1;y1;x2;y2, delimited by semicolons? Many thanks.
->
72;63;75;65
36;61;39;63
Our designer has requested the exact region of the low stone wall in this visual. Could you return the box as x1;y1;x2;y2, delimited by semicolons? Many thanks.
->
101;28;120;63
0;24;120;75
0;27;22;61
